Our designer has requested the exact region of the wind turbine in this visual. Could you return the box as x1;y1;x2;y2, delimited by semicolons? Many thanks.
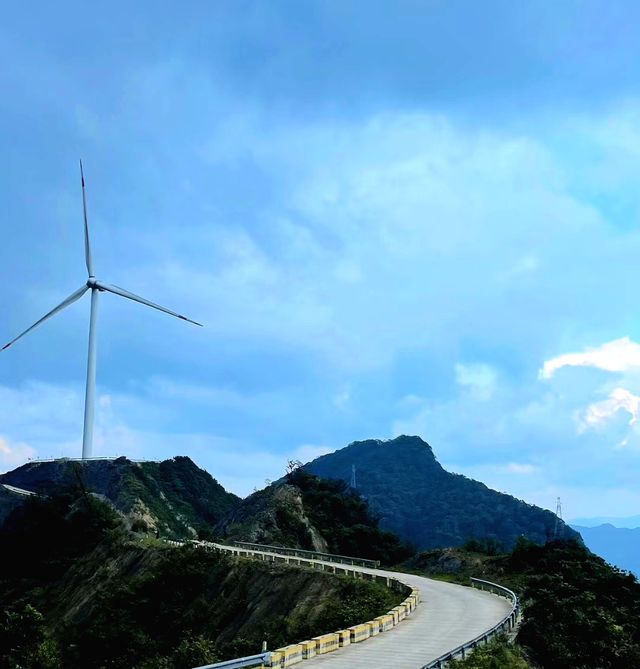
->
2;162;202;460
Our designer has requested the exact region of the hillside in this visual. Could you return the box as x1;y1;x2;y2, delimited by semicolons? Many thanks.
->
0;485;28;526
513;539;640;668
410;538;640;669
218;468;414;565
217;479;331;551
0;490;403;668
305;435;579;550
572;523;640;577
0;456;240;538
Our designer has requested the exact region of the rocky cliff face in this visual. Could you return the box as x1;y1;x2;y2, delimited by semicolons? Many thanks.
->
217;468;414;566
305;435;581;550
0;456;240;538
216;482;329;551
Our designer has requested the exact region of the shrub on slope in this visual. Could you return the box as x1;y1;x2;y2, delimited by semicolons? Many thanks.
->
0;491;402;669
409;537;640;669
287;467;414;565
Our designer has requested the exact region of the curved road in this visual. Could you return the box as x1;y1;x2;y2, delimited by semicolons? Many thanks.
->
213;543;513;669
306;569;510;669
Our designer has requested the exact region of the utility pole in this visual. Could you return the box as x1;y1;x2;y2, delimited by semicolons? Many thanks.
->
350;464;357;489
554;497;563;539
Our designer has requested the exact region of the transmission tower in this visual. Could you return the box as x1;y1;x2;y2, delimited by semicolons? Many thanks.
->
554;496;563;539
350;464;357;489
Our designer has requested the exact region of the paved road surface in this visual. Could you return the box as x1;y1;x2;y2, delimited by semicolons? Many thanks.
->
305;568;510;669
216;544;513;669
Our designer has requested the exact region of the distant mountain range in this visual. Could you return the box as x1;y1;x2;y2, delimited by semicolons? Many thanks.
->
305;435;579;550
570;523;640;577
569;515;640;529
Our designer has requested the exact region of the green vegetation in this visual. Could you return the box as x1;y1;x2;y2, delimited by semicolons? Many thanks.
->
0;604;62;669
219;465;414;566
514;538;640;669
0;456;240;539
0;488;122;602
288;467;415;565
410;537;640;669
448;636;531;668
0;490;403;668
116;456;240;537
306;435;579;550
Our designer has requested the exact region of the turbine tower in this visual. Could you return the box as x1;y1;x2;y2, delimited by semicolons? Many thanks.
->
2;162;202;459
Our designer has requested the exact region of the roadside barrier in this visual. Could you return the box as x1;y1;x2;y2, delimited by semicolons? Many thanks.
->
168;540;517;669
230;541;380;569
171;539;417;669
419;578;519;669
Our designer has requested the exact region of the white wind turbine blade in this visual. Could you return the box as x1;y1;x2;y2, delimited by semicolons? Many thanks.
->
80;160;94;277
94;281;203;326
2;285;89;350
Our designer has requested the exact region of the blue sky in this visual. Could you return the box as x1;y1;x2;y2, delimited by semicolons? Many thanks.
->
2;1;640;517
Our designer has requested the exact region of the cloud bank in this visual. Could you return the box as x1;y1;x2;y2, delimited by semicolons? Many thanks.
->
540;337;640;379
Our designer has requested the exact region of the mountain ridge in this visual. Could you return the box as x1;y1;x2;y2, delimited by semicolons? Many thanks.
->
0;455;240;538
305;434;580;550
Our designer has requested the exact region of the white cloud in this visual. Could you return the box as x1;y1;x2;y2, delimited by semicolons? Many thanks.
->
540;337;640;379
499;254;540;281
293;444;335;463
146;377;250;408
125;107;625;375
505;462;539;475
0;436;36;470
0;379;339;495
332;388;351;411
526;484;640;518
396;394;425;408
455;363;498;401
0;381;83;455
578;387;640;433
10;88;640;516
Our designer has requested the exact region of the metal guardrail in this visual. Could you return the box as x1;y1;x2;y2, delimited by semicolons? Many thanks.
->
206;541;408;593
22;456;159;463
168;541;515;669
1;483;37;496
231;541;380;569
179;540;412;668
193;652;270;669
419;578;519;669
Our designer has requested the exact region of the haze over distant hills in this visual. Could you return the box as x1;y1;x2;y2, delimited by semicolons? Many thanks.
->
568;513;640;575
569;515;640;529
305;435;579;550
570;523;640;577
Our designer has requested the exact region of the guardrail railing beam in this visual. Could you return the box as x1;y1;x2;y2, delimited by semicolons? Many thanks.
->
419;577;519;669
193;651;270;669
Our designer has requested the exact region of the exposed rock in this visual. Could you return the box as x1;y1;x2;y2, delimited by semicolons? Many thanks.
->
0;455;240;538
